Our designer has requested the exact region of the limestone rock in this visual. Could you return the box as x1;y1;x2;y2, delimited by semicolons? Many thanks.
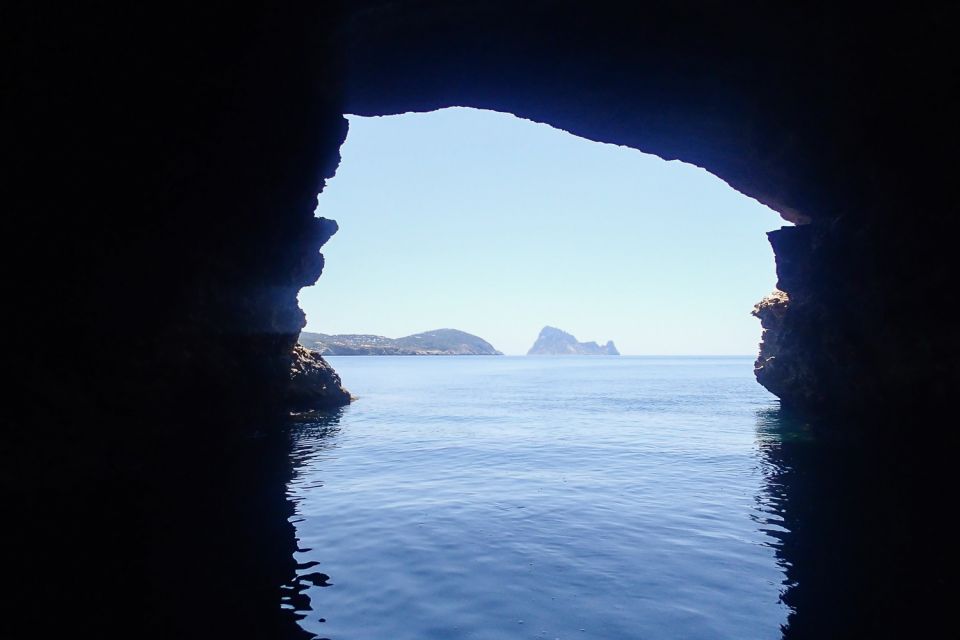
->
752;290;795;400
287;344;352;411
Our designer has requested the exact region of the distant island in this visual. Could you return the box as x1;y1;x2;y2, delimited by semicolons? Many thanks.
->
299;328;503;356
527;326;620;355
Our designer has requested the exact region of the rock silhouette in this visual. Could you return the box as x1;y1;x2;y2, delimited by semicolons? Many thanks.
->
527;326;619;355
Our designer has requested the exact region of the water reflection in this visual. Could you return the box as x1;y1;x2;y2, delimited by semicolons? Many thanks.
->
10;411;345;640
283;410;344;628
756;407;951;638
285;406;950;638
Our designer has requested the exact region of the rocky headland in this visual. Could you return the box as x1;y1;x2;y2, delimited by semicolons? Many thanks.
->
527;326;620;355
300;328;502;356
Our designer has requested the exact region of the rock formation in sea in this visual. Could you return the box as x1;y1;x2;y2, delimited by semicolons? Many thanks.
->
752;290;798;403
527;326;620;355
287;344;353;410
300;328;502;355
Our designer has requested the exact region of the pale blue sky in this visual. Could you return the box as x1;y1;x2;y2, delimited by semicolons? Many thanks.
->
300;108;782;355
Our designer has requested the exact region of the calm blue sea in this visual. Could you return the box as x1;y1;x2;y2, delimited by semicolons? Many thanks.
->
286;356;792;639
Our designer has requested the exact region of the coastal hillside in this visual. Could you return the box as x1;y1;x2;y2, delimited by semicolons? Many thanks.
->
527;326;620;355
300;328;502;355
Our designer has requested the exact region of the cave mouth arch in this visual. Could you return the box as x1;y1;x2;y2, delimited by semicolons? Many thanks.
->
298;107;783;368
9;0;946;436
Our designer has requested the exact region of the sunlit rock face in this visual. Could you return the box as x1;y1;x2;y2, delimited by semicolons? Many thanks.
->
753;290;799;403
288;344;352;411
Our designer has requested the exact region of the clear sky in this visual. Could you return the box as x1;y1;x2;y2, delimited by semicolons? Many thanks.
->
300;107;783;355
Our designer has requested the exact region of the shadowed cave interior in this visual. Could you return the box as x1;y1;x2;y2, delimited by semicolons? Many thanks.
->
6;2;955;638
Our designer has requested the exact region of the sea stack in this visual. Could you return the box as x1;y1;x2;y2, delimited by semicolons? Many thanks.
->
527;326;620;355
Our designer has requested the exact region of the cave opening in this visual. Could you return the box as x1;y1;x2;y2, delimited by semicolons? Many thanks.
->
298;106;784;373
281;109;806;637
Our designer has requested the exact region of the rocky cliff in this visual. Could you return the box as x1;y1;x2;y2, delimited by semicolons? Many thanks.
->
527;327;619;355
300;328;502;355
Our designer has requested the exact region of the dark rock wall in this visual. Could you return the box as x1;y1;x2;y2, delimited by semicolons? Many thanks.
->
10;4;348;436
758;214;952;415
9;8;350;633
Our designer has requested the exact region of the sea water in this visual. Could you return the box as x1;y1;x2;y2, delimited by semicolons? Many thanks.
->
286;356;791;638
